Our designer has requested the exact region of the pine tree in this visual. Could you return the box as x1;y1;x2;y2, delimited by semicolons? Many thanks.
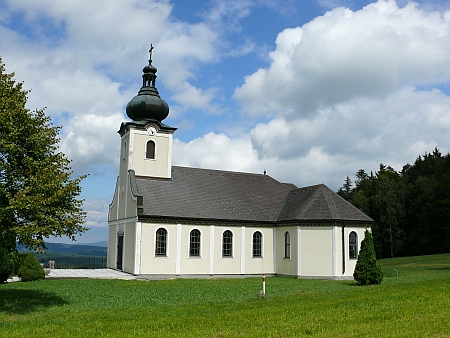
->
0;57;87;252
353;230;383;285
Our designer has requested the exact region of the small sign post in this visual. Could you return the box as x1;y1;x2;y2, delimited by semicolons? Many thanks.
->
262;274;266;295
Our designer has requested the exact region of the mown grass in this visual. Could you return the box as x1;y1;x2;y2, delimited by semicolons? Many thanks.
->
1;254;449;337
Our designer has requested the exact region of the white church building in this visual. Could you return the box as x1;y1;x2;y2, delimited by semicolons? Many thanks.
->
107;52;373;279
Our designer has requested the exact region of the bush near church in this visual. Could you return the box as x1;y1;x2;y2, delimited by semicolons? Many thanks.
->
353;229;383;285
17;254;45;282
0;246;13;283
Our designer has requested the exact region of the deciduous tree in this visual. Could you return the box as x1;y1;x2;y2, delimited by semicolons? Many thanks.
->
0;57;87;252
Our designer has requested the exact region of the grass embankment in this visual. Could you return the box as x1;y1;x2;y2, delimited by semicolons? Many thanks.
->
1;254;449;337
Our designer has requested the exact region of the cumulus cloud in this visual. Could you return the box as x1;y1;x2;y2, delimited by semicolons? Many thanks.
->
235;1;450;119
0;0;226;178
82;198;111;228
229;0;450;188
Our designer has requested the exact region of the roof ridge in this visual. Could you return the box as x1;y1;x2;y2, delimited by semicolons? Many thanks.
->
274;190;292;222
172;165;276;178
320;185;339;219
295;186;321;218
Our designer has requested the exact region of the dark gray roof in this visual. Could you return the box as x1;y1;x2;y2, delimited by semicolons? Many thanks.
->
133;166;373;223
277;184;373;222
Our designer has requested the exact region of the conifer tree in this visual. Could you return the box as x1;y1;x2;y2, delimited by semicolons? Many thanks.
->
0;57;87;252
353;229;383;285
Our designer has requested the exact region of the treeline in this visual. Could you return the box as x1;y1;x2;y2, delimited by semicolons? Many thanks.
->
338;148;450;259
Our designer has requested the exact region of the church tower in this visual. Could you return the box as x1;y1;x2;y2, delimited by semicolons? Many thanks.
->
118;46;176;181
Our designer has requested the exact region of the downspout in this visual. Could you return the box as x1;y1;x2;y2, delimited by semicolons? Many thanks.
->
342;221;346;274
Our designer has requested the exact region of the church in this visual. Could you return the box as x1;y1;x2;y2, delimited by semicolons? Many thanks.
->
107;51;373;279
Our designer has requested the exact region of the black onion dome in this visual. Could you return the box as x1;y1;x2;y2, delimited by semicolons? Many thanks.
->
126;49;169;121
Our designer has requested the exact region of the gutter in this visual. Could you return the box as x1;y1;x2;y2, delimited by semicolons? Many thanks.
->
342;221;346;274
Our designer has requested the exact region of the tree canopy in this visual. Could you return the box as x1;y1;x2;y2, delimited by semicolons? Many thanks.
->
0;57;87;252
338;148;450;259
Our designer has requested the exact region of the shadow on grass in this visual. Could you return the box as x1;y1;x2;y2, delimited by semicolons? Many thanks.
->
0;289;68;315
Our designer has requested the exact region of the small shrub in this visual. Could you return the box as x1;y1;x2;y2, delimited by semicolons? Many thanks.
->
354;229;383;285
17;254;45;282
0;246;13;283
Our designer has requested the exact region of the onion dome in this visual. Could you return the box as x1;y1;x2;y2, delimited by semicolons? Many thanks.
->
126;45;169;121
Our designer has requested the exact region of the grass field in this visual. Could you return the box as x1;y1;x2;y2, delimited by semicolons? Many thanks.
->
1;254;449;337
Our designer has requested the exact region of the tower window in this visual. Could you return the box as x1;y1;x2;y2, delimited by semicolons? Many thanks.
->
146;140;155;159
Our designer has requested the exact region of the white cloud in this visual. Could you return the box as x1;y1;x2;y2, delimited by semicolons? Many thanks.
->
82;198;111;228
235;1;450;119
0;0;226;178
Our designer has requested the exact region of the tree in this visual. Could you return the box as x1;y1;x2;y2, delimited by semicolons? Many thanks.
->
337;175;353;200
0;57;87;252
0;245;13;283
353;230;383;285
17;253;45;282
372;166;405;258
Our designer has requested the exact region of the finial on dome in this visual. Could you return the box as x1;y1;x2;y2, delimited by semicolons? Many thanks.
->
149;44;154;63
125;46;169;122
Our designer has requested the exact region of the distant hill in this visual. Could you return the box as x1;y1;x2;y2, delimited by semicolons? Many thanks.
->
17;241;107;256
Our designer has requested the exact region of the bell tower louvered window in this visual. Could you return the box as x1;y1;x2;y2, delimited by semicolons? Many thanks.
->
146;140;155;159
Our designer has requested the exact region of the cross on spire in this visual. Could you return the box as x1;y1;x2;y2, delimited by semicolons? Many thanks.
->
149;44;154;61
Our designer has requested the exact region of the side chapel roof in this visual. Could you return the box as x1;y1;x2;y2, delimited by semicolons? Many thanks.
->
133;166;373;224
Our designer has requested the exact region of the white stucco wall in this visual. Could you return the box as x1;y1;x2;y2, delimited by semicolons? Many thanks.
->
130;130;172;179
300;226;333;277
138;222;275;276
276;226;298;276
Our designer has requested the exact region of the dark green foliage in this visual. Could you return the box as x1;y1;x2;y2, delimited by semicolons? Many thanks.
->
354;230;383;285
0;57;87;252
17;253;45;282
337;175;353;200
0;245;13;283
338;147;450;258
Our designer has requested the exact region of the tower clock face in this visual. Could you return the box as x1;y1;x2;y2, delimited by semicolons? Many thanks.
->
147;126;156;135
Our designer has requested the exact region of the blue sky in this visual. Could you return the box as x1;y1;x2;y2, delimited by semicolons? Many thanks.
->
1;0;450;243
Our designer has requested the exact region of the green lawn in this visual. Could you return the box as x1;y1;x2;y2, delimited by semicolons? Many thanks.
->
1;254;449;337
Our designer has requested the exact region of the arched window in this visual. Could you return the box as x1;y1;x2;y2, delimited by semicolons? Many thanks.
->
146;140;155;159
222;230;233;257
349;231;358;259
155;228;167;256
284;231;291;259
189;229;201;257
252;231;262;257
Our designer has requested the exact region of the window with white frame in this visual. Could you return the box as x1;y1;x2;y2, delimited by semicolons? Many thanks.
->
252;231;262;257
155;228;167;256
349;231;358;259
222;230;233;257
284;231;291;259
189;229;201;257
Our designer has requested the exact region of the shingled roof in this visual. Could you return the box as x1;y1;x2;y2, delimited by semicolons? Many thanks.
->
133;166;373;223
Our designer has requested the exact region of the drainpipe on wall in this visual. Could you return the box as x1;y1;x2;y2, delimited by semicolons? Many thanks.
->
342;222;346;274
